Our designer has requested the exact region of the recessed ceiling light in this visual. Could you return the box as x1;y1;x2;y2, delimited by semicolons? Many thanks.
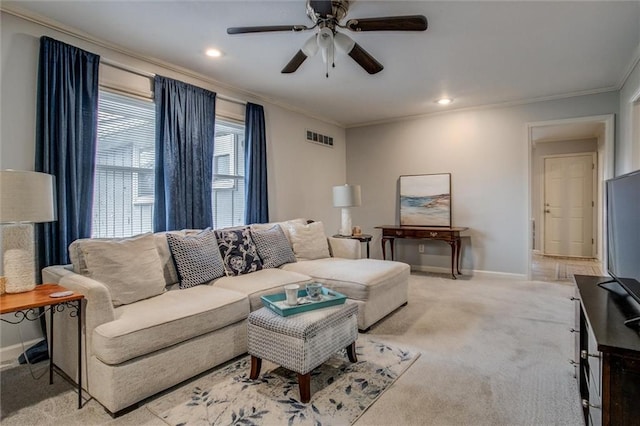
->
205;48;222;58
436;98;453;105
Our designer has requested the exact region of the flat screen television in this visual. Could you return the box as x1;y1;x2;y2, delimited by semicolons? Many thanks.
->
603;169;640;327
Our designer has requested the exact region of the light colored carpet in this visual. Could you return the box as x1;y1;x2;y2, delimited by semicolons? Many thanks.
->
0;273;583;425
146;337;419;425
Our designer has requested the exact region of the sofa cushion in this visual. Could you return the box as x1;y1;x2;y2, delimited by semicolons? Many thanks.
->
251;224;296;269
281;258;410;301
249;218;307;242
212;268;312;311
166;228;225;289
286;221;330;261
216;227;263;276
69;233;165;306
93;286;249;365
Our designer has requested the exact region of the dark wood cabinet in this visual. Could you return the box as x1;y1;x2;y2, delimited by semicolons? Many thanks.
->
574;275;640;426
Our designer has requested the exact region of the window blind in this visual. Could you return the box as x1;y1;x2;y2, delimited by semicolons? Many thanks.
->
92;90;155;238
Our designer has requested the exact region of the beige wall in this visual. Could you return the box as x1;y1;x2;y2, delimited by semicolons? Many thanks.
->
618;56;640;174
346;93;619;276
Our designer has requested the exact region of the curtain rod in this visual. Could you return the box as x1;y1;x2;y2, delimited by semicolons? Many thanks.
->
101;58;247;106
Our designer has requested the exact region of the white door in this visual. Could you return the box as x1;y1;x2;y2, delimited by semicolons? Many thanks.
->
543;154;595;257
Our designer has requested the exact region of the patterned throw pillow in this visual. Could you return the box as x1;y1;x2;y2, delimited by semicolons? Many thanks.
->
216;227;263;276
166;228;226;289
251;225;297;269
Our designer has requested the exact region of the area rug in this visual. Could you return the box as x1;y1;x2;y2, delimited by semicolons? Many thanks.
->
146;336;420;426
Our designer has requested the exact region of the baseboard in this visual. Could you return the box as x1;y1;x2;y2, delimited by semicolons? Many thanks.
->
0;338;41;365
410;265;527;280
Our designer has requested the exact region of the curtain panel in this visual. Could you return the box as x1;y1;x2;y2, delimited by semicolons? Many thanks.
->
244;102;269;224
35;36;100;275
154;76;216;231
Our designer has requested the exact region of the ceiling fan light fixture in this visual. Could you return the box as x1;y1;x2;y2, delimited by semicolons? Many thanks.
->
317;27;334;50
436;98;453;105
334;32;355;54
302;34;319;57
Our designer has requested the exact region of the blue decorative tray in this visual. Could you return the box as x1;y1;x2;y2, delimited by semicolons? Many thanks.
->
261;287;347;317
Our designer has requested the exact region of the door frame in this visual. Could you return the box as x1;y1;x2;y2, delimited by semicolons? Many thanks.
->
526;114;615;280
539;152;597;257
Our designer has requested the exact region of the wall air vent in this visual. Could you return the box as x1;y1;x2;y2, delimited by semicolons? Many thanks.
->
306;129;334;148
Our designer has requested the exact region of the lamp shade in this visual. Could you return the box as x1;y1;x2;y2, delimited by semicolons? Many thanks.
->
0;170;57;223
333;184;362;208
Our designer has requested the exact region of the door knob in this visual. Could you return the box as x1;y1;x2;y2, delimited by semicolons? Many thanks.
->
545;209;551;213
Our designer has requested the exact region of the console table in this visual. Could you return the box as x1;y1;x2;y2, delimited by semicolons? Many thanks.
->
375;226;468;279
0;284;84;409
573;275;640;425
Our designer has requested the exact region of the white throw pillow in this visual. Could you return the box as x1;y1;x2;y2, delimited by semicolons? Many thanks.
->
70;233;166;306
286;221;330;261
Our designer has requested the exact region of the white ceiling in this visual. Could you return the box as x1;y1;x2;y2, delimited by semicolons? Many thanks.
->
3;1;640;128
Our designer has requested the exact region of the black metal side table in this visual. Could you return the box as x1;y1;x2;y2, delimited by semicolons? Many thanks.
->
332;234;373;258
0;283;84;409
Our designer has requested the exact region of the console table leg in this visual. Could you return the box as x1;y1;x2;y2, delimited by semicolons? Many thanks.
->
456;239;463;275
390;238;395;261
448;241;457;279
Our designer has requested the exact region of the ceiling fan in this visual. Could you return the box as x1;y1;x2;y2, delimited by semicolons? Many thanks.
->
227;0;428;77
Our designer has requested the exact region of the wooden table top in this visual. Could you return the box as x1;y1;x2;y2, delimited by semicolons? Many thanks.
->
375;225;469;232
0;283;83;314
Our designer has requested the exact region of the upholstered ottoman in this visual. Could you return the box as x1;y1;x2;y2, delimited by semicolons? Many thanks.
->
247;303;358;403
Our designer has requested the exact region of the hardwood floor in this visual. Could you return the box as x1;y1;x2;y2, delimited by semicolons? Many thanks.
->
531;252;603;283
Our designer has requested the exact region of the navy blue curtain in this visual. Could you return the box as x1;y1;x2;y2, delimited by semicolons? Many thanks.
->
244;102;269;224
154;76;216;231
35;36;100;274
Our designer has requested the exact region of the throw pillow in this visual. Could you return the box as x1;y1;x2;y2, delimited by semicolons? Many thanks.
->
215;227;263;276
71;233;166;306
251;224;297;268
286;221;331;261
166;228;226;289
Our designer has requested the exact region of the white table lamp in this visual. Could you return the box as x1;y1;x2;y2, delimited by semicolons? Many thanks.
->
0;170;57;293
333;184;361;236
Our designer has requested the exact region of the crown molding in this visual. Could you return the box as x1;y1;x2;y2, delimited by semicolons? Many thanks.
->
346;86;619;129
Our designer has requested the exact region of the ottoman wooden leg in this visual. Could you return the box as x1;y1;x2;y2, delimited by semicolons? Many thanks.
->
346;341;358;363
297;372;311;403
250;356;262;380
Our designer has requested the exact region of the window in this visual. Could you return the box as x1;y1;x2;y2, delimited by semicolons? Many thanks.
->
213;120;245;228
92;90;155;238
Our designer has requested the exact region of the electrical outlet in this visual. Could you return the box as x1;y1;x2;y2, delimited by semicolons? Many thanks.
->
418;244;425;253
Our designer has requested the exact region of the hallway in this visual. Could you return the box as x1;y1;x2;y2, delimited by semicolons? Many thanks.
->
531;253;603;283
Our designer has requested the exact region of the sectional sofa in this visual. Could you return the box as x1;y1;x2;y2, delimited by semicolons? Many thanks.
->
42;219;409;414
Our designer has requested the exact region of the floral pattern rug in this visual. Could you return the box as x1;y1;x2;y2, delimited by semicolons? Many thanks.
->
146;337;420;426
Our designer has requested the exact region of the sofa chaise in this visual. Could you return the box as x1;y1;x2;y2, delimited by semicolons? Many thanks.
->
42;219;409;414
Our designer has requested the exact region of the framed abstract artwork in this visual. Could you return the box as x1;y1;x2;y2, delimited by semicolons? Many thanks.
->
399;173;451;227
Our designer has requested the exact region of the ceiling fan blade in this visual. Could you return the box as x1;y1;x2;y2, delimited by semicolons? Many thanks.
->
281;50;309;73
227;25;309;34
346;15;428;32
348;43;383;74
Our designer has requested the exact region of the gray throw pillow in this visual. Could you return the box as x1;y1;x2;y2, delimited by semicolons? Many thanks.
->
215;227;263;276
70;232;165;306
251;225;296;268
166;228;226;289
